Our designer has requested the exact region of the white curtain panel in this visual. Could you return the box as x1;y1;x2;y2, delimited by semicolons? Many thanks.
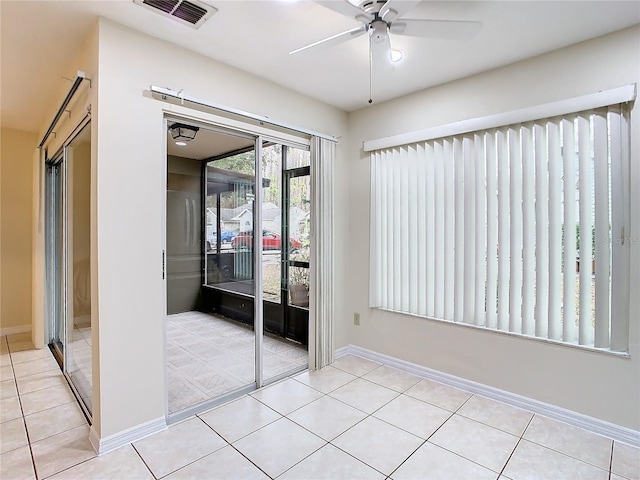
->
311;137;336;368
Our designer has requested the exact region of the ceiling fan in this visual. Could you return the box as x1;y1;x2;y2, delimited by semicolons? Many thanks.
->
290;0;482;102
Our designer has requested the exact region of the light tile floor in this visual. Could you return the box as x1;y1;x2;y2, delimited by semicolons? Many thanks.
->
167;312;308;414
1;335;639;480
67;320;93;410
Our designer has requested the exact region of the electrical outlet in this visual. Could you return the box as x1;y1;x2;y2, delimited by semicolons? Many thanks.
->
354;312;360;326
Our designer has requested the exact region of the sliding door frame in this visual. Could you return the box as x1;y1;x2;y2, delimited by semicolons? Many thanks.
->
45;150;65;365
162;113;314;421
254;136;265;388
44;115;93;421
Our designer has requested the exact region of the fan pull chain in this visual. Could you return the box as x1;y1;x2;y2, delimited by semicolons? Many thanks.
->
368;32;373;104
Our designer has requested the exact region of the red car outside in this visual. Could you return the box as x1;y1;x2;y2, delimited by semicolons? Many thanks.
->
231;230;302;251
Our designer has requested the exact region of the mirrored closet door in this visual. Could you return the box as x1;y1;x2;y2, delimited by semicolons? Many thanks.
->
45;121;93;416
164;119;311;419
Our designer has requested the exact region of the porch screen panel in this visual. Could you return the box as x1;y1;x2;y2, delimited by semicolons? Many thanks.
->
369;104;630;352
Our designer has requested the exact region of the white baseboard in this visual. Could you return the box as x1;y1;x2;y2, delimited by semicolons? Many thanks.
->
0;325;31;337
335;344;640;448
90;417;167;455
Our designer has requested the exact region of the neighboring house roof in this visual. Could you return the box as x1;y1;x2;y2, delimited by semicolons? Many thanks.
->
262;208;280;222
232;209;252;221
216;202;285;223
220;206;245;222
206;208;217;223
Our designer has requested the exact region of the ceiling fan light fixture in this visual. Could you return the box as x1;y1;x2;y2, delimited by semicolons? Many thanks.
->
390;49;404;62
169;123;199;143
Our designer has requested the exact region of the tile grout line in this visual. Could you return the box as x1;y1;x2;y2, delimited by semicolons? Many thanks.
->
8;347;626;480
367;380;474;441
130;443;161;479
197;406;281;447
287;392;372;442
524;413;618;477
386;393;496;478
228;442;279;479
519;414;616;474
279;369;451;479
173;414;276;479
339;355;626;476
497;437;525;478
325;441;389;478
7;339;98;480
298;358;422;476
290;368;360;395
203;381;382;479
39;452;95;480
607;439;614;480
394;402;458;470
385;437;430;479
246;439;326;479
191;402;286;479
5;336;40;480
194;354;627;480
460;400;524;478
372;403;449;439
294;366;481;429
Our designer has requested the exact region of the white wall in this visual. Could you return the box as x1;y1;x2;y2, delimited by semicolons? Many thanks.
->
94;19;349;439
346;26;640;430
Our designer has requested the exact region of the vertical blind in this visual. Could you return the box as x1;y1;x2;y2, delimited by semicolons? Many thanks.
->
311;137;336;368
370;104;630;352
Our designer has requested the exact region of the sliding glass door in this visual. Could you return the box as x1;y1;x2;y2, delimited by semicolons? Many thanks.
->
261;141;310;384
45;156;65;360
166;122;259;417
165;118;311;418
65;124;93;411
44;121;93;416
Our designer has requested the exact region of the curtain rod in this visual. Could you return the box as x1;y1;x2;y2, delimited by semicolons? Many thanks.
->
150;85;338;143
39;71;88;148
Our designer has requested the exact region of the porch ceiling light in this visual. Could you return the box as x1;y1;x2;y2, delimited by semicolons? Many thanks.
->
169;123;199;143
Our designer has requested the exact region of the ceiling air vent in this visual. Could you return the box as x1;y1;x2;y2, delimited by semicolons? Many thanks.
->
134;0;217;29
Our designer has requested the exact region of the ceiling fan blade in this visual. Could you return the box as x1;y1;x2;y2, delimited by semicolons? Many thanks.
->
290;25;367;55
390;19;482;40
314;0;374;23
380;0;422;22
370;31;394;72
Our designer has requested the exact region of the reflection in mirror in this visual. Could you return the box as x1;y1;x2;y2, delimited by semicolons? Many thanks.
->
165;124;258;416
66;122;92;412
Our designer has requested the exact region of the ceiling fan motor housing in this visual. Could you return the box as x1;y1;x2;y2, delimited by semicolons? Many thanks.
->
370;20;389;42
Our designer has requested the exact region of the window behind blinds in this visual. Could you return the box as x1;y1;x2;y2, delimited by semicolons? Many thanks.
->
369;104;630;352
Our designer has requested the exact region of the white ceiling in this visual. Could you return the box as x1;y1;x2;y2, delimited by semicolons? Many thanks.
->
1;0;639;133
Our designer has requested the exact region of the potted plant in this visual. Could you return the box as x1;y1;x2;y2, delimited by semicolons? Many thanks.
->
289;267;309;307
